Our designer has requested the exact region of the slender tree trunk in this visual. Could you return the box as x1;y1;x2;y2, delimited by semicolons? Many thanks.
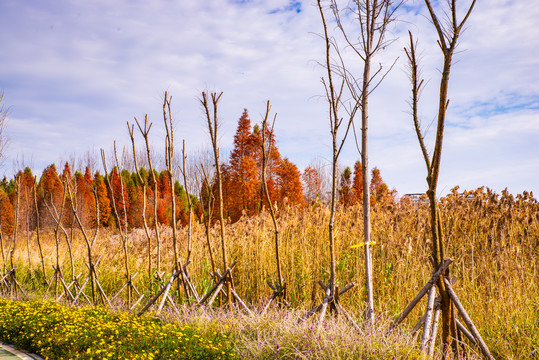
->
361;50;375;326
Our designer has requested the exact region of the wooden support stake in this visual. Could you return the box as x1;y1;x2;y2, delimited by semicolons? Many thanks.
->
207;282;224;307
94;274;112;308
138;269;180;316
457;319;477;346
391;258;453;329
111;271;139;303
130;293;145;311
335;302;361;332
443;278;494;360
299;282;356;323
420;286;437;352
427;305;441;358
198;260;237;305
316;286;331;332
230;286;254;317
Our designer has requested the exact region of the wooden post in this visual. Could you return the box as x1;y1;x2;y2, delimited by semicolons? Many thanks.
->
443;278;494;360
391;259;453;329
420;286;437;352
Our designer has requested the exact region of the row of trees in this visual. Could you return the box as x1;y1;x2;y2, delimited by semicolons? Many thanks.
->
0;110;394;236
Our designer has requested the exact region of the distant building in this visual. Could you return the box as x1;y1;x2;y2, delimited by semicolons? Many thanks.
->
402;193;428;204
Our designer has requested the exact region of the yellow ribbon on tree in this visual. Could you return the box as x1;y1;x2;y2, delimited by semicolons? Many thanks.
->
351;241;376;249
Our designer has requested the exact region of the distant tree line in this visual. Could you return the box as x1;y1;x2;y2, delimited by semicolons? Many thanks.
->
0;109;394;235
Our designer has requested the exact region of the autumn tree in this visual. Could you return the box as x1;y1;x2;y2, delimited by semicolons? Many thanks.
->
38;164;64;228
224;109;261;222
302;165;323;204
277;158;304;206
339;166;352;205
74;168;96;228
93;172;111;227
222;109;301;221
351;161;363;204
156;170;172;225
0;189;14;237
105;167;129;230
369;167;393;206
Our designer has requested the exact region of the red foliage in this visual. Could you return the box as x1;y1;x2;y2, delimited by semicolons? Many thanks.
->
93;172;111;227
109;168;129;229
351;161;363;204
0;190;14;236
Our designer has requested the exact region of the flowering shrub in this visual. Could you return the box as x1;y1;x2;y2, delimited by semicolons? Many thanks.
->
0;299;236;360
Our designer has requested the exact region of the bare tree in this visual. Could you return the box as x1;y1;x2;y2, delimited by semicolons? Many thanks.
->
100;144;133;303
200;91;232;305
259;101;288;312
405;0;483;357
127;121;153;282
328;0;401;326
302;1;361;331
314;0;399;327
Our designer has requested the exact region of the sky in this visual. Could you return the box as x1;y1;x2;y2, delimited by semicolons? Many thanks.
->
0;0;538;197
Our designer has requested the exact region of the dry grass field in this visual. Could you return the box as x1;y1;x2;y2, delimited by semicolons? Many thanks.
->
3;187;538;359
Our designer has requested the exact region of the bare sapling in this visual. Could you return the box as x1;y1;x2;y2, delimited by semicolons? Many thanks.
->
66;175;101;305
259;100;288;313
307;0;358;331
161;92;198;306
403;1;492;358
180;141;193;262
201;91;233;306
134;116;163;274
6;175;19;272
101;144;133;303
27;176;47;286
4;174;21;295
162;92;180;271
127;121;153;283
22;178;32;275
329;0;401;326
43;179;70;298
198;164;218;283
0;92;8;168
0;225;5;275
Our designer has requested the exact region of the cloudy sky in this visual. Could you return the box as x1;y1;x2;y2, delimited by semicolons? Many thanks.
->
0;0;537;197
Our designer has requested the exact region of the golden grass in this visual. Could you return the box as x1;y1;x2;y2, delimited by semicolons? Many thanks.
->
3;187;538;359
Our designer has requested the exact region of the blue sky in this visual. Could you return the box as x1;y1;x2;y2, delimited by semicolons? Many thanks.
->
0;0;537;197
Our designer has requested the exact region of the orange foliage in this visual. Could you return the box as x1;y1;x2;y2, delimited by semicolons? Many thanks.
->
302;166;323;203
